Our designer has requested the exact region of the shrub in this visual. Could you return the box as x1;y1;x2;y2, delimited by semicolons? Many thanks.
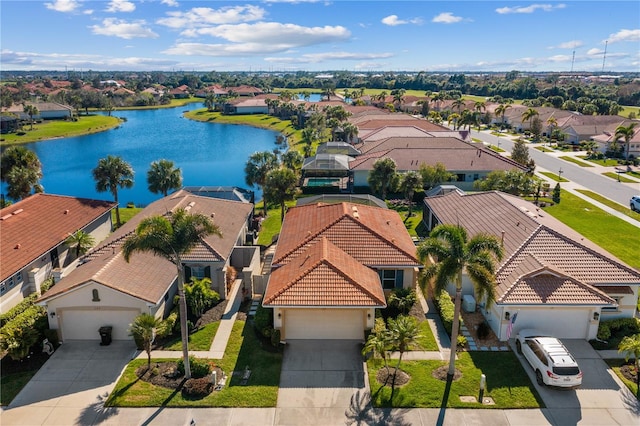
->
436;290;455;335
253;304;273;338
0;293;39;327
0;304;47;360
477;321;491;340
597;318;640;342
160;310;178;337
177;356;211;379
43;328;60;347
387;288;417;316
182;377;212;398
184;277;220;317
456;335;468;350
270;328;281;347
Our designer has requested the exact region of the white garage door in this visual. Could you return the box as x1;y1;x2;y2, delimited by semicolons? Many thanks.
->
60;309;140;340
513;309;590;339
284;309;364;340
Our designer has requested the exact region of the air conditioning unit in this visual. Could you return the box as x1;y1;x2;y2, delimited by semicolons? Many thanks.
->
462;294;476;313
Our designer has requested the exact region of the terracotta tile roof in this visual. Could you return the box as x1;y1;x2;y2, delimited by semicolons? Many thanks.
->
360;126;433;142
356;119;448;131
1;194;116;282
38;249;176;305
355;137;466;154
424;191;640;305
595;285;634;295
273;202;418;268
497;254;615;305
264;238;385;307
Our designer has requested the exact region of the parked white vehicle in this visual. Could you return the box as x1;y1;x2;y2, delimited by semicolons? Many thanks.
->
516;329;582;388
631;195;640;212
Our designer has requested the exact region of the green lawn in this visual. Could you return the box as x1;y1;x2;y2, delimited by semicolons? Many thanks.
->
112;97;203;110
417;320;439;351
1;115;121;145
488;145;506;153
605;359;639;399
619;106;640;119
387;204;426;239
602;172;637;183
367;352;542;408
578;156;621;167
255;201;296;246
543;191;640;269
575;189;640;221
559;156;594;167
535;146;554;153
106;320;282;407
539;171;569;182
163;322;221;351
1;371;39;406
112;207;143;227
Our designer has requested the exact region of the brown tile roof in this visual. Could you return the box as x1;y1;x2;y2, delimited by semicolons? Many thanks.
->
356;119;448;131
273;202;418;267
1;194;116;282
595;285;634;295
497;254;615;305
424;191;640;305
264;238;385;307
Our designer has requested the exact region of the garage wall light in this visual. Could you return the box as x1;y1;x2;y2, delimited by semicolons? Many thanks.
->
504;312;510;321
50;312;56;317
593;312;599;321
277;312;281;319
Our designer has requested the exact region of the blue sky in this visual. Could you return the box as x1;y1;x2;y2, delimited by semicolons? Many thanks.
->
1;1;639;72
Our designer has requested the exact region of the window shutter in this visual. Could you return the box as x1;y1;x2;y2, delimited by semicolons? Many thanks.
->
395;270;404;288
204;266;211;279
184;265;192;282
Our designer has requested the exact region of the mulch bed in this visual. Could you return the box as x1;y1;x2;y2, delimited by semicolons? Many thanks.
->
135;361;224;390
432;365;463;382
195;300;229;328
376;367;410;387
620;363;638;383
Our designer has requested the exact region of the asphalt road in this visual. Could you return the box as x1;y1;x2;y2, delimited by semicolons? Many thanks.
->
469;129;640;207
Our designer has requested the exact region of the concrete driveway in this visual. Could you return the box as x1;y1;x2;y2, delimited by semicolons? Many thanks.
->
515;339;640;425
276;340;366;425
1;340;136;426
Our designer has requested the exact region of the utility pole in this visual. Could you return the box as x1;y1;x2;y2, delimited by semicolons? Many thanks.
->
602;40;608;73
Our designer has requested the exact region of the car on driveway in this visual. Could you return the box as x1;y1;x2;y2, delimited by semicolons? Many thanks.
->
516;329;582;388
631;195;640;212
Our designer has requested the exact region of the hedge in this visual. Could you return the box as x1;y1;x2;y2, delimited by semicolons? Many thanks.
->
0;293;39;327
436;290;455;335
597;317;640;341
0;304;47;360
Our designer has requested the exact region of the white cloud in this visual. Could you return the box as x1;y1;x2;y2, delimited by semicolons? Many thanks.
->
432;12;464;24
157;5;266;29
552;40;583;49
587;48;604;56
90;18;159;39
605;29;640;43
264;51;394;64
183;22;350;45
496;4;566;14
161;0;179;6
163;42;287;56
44;0;80;13
105;0;136;13
381;15;422;26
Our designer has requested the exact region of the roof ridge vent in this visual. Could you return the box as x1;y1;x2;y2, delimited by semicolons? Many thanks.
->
12;208;24;215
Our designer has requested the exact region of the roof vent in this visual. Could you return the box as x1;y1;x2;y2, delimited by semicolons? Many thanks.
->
64;209;69;214
12;208;23;215
353;212;360;219
1;214;12;221
210;213;215;218
15;244;21;249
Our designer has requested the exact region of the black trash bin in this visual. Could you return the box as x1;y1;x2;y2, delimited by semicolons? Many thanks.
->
99;326;113;346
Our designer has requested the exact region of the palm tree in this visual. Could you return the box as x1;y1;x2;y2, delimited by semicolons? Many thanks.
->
387;315;421;384
23;104;39;130
129;313;168;370
448;112;461;130
495;104;511;130
147;159;182;197
264;167;299;222
368;157;398;200
618;333;640;398
282;150;304;171
122;208;221;379
342;122;358;144
244;151;280;216
452;99;465;113
521;108;539;132
92;155;134;228
417;224;503;378
614;123;637;160
1;146;44;200
399;171;422;218
362;320;391;375
546;116;558;140
65;230;95;258
204;93;216;112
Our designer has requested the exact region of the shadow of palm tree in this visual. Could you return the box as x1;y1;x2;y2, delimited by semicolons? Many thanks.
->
436;374;454;426
621;385;640;415
140;382;185;426
345;389;411;426
76;392;117;425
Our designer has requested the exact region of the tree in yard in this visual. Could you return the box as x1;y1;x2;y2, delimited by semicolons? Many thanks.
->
264;167;299;223
521;107;539;131
618;333;640;398
419;162;455;190
362;318;390;376
129;313;168;370
204;93;216;112
368;157;398;200
448;112;461;130
511;138;535;172
341;122;359;144
399;171;422;218
546;116;558;140
417;224;503;378
452;98;465;113
386;315;421;384
122;208;221;379
184;277;220;317
614;122;637;161
473;170;535;196
65;230;95;258
495;103;512;130
1;146;44;201
23;104;39;130
282;150;304;171
147;159;183;197
530;116;543;141
387;288;417;316
552;183;561;204
92;155;134;228
244;151;280;216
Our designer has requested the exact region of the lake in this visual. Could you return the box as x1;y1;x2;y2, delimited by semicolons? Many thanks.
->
6;105;278;206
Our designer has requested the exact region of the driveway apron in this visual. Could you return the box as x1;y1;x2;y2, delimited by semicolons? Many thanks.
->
2;340;136;426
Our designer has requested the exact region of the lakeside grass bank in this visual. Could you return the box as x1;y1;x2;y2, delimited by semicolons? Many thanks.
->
0;115;121;146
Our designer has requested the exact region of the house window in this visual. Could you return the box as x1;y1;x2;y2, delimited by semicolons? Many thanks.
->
92;289;100;302
7;276;14;289
15;271;22;283
473;174;479;180
379;270;404;290
0;283;6;295
602;297;621;312
456;174;465;182
190;266;205;279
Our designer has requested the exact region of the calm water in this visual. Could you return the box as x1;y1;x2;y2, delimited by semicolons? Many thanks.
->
9;105;277;206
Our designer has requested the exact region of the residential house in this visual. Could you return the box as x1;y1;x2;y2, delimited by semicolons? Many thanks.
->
422;190;640;341
169;85;191;99
1;194;115;311
263;202;420;340
559;115;626;145
591;120;640;157
223;98;269;115
6;102;73;120
1;115;19;133
37;190;257;341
